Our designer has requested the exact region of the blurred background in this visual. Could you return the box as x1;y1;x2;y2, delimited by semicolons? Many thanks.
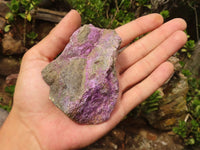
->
0;0;200;149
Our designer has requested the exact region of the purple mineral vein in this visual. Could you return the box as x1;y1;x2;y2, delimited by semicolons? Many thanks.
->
41;24;121;124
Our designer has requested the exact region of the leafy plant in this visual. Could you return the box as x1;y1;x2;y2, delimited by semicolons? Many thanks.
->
173;119;200;145
136;0;150;5
5;85;15;96
173;69;200;146
68;0;135;28
160;10;170;19
5;0;40;45
141;90;162;114
135;0;151;8
0;103;12;112
173;121;187;138
182;69;192;77
128;90;162;118
6;0;40;22
27;31;38;45
4;24;11;32
5;12;15;23
68;0;172;29
180;33;196;58
0;85;15;112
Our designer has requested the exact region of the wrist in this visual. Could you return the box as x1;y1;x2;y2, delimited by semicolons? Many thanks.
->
0;109;42;150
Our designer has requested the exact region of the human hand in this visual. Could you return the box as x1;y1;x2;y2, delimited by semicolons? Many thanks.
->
0;10;187;150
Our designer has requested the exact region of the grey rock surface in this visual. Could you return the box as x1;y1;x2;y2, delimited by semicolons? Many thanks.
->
42;24;121;124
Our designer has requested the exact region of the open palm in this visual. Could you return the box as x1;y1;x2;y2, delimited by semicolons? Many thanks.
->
9;10;187;150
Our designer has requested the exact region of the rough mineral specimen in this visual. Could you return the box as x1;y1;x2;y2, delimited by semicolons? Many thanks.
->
42;24;121;124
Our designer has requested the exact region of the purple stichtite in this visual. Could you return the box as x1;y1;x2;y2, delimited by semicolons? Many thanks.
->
41;24;121;124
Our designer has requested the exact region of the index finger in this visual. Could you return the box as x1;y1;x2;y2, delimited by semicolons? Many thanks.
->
115;13;163;48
